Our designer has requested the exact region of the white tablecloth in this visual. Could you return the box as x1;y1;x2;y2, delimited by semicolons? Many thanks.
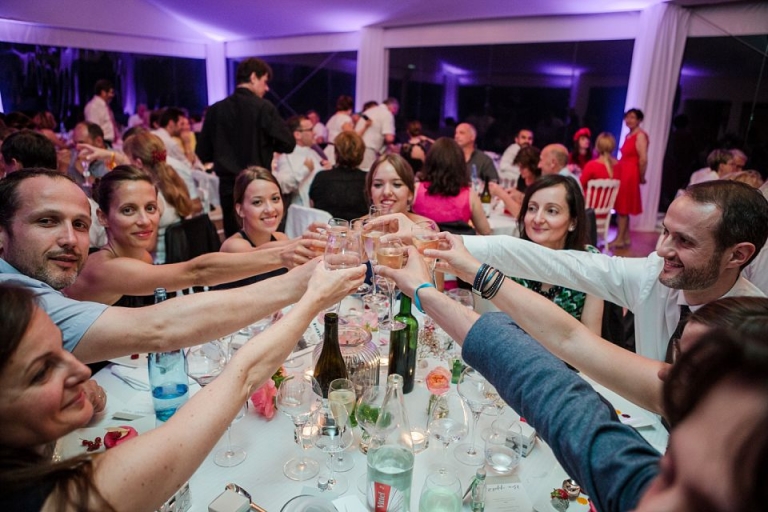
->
86;321;667;512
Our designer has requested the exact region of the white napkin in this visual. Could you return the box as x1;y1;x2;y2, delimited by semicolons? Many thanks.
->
111;365;150;391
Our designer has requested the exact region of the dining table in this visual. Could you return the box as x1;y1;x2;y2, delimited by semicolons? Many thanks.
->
70;306;668;512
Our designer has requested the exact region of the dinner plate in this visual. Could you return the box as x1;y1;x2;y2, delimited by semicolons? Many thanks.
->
55;415;156;459
108;353;148;369
280;494;338;512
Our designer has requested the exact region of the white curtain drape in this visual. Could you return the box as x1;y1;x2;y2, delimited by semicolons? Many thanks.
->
622;3;691;231
355;27;388;112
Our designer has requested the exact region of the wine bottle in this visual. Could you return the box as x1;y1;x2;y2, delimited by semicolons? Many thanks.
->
481;177;492;217
148;288;189;421
367;374;415;512
388;294;419;393
314;313;349;398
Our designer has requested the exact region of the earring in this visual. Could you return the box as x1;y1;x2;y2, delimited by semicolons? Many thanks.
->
568;226;575;232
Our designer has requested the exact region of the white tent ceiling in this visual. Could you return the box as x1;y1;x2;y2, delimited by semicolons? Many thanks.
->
0;0;742;44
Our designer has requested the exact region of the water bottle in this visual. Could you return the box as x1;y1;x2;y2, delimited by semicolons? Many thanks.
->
148;288;189;421
389;294;419;393
470;468;487;511
367;374;415;511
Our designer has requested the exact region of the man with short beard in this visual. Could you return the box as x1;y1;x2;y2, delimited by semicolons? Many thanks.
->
461;181;768;361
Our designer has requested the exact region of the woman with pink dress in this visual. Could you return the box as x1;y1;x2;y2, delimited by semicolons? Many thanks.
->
612;108;648;248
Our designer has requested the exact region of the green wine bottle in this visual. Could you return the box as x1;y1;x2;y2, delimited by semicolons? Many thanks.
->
481;176;492;217
388;294;419;393
314;313;349;398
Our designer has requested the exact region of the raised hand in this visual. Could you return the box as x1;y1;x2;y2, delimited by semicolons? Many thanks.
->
363;213;416;244
304;263;366;311
427;233;483;284
375;246;432;298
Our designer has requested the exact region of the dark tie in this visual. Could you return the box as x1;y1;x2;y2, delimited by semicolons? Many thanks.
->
665;305;691;364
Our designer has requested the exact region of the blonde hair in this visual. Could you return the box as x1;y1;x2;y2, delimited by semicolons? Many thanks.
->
595;132;617;179
123;132;194;217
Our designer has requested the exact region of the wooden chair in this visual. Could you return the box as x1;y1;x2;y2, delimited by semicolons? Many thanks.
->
584;179;620;248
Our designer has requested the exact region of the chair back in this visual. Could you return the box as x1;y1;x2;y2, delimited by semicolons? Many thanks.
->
284;204;332;239
585;179;620;247
165;214;222;264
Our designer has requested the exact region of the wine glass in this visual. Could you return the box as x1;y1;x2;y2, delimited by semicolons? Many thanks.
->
356;384;386;454
412;220;440;284
455;367;496;465
363;217;386;294
418;470;462;512
310;400;354;494
277;374;324;481
484;417;523;475
324;230;363;271
328;378;356;472
446;289;474;310
328;218;350;235
427;392;470;472
376;238;405;331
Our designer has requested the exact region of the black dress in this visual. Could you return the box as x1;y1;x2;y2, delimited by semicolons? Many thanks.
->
308;166;369;221
212;231;288;290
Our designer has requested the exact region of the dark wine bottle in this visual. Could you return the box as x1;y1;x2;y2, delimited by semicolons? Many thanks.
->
314;313;349;398
388;294;419;393
481;176;492;217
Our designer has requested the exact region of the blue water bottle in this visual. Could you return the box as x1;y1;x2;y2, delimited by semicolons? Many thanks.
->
148;288;189;421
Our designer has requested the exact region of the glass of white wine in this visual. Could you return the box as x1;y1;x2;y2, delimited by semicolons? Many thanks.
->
328;378;356;472
412;220;440;284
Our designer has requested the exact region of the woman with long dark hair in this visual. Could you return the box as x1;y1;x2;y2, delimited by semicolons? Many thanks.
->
411;137;491;235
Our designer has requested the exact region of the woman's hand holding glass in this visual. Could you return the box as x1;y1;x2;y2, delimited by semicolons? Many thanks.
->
412;220;440;284
427;232;484;284
375;246;433;300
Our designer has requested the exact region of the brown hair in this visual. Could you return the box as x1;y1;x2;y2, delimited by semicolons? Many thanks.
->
513;146;542;177
518;175;589;251
0;168;73;231
421;137;468;197
0;284;114;511
365;154;416;205
123;131;194;217
682;181;768;268
94;165;156;214
334;131;365;168
663;327;768;510
232;166;282;227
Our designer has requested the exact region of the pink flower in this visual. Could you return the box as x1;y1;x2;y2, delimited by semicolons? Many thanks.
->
250;379;277;420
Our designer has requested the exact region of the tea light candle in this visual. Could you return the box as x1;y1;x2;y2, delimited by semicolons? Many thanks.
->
411;427;428;454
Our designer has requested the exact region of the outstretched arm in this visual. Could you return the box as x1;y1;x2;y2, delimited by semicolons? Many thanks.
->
75;259;320;363
428;233;666;415
87;263;366;512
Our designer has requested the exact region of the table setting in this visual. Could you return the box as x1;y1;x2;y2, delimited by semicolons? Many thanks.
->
66;215;667;511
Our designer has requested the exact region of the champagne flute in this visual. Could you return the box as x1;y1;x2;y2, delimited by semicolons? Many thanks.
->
310;400;354;494
427;391;470;472
328;378;356;472
324;230;363;314
277;374;323;481
455;367;496;465
412;220;440;285
376;238;405;331
363;217;386;295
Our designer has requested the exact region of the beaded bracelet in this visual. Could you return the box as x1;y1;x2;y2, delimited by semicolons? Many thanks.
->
482;271;506;300
472;264;506;300
414;282;436;313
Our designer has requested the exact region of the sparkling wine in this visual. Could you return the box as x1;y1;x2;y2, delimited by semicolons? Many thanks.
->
413;237;440;254
364;231;385;260
314;314;349;398
329;389;356;419
377;247;404;269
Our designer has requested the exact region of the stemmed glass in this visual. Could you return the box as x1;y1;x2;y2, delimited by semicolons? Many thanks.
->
276;374;324;481
456;367;496;465
426;391;470;472
376;238;406;330
324;230;363;313
328;378;356;472
412;220;440;285
310;400;354;494
363;217;386;295
185;337;247;467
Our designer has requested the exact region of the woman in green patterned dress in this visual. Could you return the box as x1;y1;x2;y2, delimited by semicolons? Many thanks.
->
513;174;604;334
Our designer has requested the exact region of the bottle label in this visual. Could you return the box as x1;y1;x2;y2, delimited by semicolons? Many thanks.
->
372;482;407;512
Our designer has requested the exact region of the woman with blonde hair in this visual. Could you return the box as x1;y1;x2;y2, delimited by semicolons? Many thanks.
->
580;132;618;188
122;131;198;263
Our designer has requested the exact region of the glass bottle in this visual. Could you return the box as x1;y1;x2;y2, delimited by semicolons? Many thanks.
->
367;374;415;512
481;177;492;217
148;288;189;421
389;294;419;393
470;467;487;511
314;313;349;398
